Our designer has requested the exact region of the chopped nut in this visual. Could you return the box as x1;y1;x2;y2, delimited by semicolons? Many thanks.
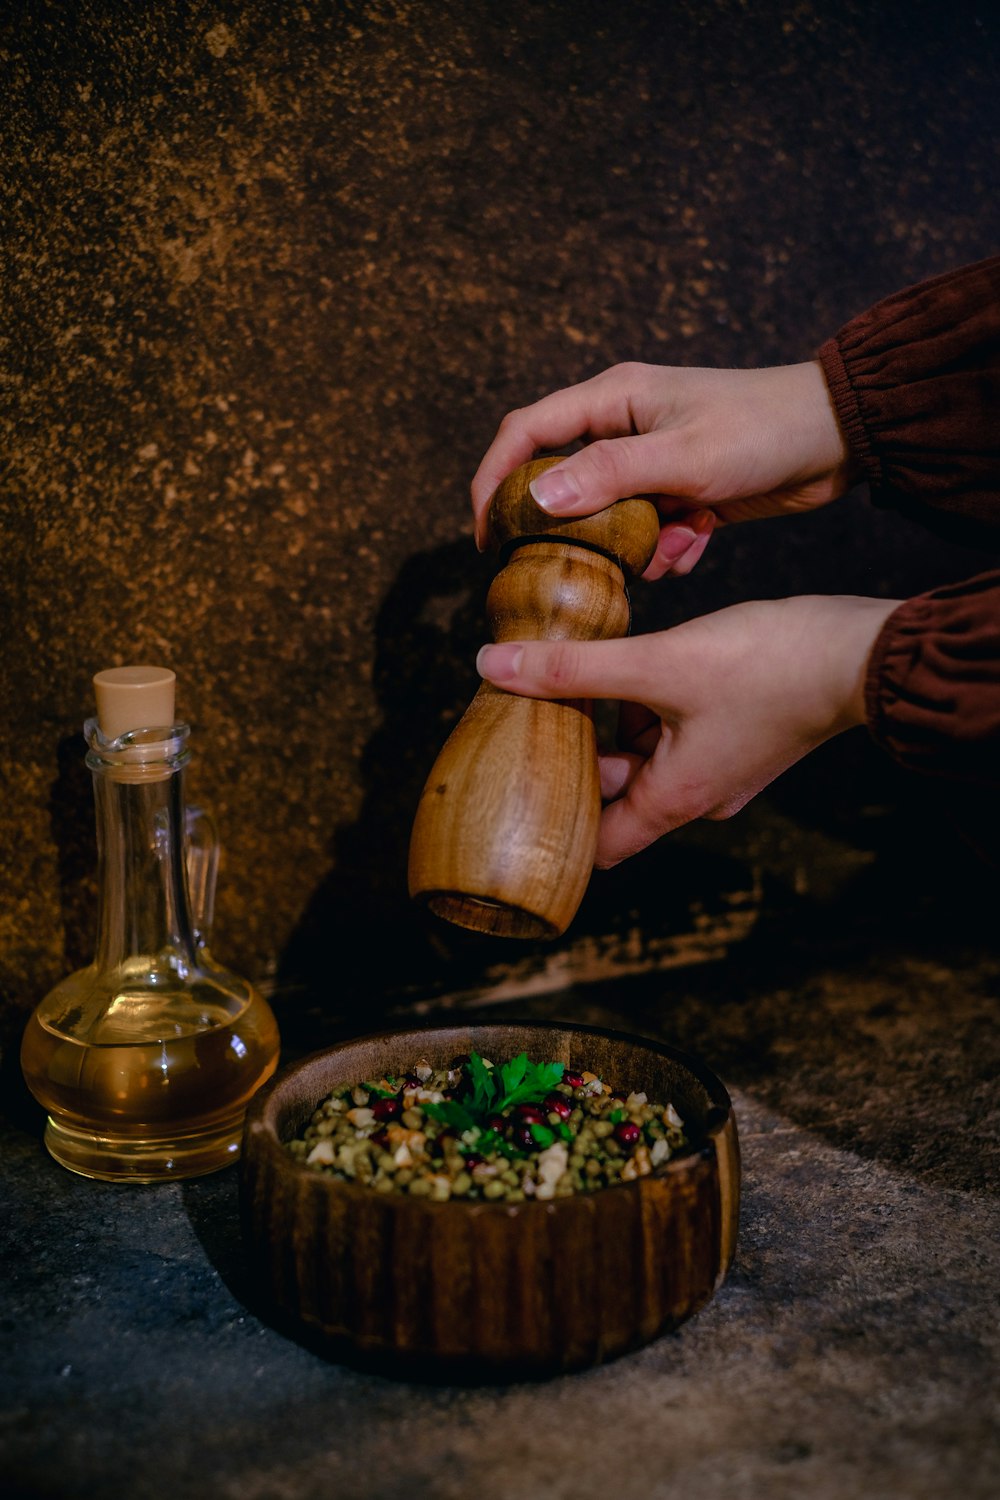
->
306;1139;335;1166
385;1124;427;1154
537;1142;568;1185
346;1107;375;1128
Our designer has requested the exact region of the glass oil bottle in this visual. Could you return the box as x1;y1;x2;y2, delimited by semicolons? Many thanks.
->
21;667;281;1181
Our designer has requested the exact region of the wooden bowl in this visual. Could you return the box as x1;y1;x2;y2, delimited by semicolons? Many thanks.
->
240;1021;739;1377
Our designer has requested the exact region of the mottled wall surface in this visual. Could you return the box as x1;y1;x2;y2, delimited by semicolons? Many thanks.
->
3;0;999;1037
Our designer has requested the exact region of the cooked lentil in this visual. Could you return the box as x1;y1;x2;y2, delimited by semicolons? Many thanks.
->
286;1052;690;1200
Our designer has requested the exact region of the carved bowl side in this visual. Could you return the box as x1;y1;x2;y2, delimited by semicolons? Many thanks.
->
240;1020;739;1377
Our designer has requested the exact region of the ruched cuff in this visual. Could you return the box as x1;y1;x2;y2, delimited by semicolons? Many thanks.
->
865;570;1000;782
817;256;1000;535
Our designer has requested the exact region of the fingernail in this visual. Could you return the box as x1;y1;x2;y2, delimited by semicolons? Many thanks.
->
692;509;716;534
659;526;698;563
529;468;581;513
476;643;523;683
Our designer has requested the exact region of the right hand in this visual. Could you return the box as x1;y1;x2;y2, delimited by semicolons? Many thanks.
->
471;361;856;578
476;593;899;866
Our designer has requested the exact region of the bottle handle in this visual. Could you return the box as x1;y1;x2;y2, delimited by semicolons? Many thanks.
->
184;804;220;946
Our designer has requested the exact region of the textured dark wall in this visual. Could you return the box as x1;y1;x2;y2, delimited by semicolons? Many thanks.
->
3;0;999;1035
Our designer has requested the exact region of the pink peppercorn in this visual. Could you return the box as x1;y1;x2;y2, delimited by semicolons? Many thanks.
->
371;1097;402;1122
514;1104;546;1125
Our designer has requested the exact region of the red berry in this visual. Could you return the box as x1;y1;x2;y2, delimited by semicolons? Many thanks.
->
543;1094;572;1121
515;1104;546;1125
511;1124;537;1152
483;1115;505;1134
463;1153;484;1171
562;1070;584;1089
614;1121;642;1148
371;1097;401;1121
402;1073;423;1089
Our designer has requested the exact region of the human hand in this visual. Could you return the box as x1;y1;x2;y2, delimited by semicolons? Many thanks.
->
476;594;899;866
471;362;855;579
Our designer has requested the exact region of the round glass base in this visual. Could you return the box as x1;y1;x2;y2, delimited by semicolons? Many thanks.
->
43;1114;245;1182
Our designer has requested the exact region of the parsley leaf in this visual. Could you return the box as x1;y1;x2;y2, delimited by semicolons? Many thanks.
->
432;1051;572;1157
424;1099;478;1134
495;1059;564;1113
500;1053;528;1093
466;1053;498;1114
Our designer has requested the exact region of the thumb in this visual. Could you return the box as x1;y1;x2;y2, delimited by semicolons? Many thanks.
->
528;432;698;517
476;635;663;705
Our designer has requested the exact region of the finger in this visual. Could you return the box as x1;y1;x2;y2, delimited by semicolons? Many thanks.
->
598;749;644;801
642;510;715;581
470;372;640;545
476;634;663;707
664;516;715;578
525;429;705;519
595;749;684;867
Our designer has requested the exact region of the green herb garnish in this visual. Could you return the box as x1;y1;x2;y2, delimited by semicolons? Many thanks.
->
424;1050;565;1154
424;1098;478;1134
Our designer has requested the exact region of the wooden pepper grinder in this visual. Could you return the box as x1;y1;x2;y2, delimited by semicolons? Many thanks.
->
408;457;659;940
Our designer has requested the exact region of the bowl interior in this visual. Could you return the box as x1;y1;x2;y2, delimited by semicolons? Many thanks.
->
254;1020;731;1160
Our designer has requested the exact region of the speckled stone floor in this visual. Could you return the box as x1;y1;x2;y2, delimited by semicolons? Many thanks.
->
3;922;998;1499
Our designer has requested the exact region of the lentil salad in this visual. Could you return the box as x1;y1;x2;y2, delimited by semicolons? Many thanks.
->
287;1050;689;1201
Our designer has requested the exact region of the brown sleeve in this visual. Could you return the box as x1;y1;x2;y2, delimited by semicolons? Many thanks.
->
817;255;1000;539
865;571;1000;782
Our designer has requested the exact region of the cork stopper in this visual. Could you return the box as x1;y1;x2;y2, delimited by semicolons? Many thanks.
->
93;666;177;739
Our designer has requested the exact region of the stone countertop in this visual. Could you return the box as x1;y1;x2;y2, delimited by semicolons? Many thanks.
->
3;931;997;1500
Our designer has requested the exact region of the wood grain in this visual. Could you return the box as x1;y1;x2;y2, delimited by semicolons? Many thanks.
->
240;1021;740;1377
486;456;660;577
408;462;659;938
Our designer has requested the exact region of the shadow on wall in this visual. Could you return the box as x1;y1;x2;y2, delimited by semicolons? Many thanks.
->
273;536;772;1047
275;536;510;1038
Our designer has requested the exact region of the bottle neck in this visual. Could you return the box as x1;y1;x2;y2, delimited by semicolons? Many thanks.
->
86;721;199;973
